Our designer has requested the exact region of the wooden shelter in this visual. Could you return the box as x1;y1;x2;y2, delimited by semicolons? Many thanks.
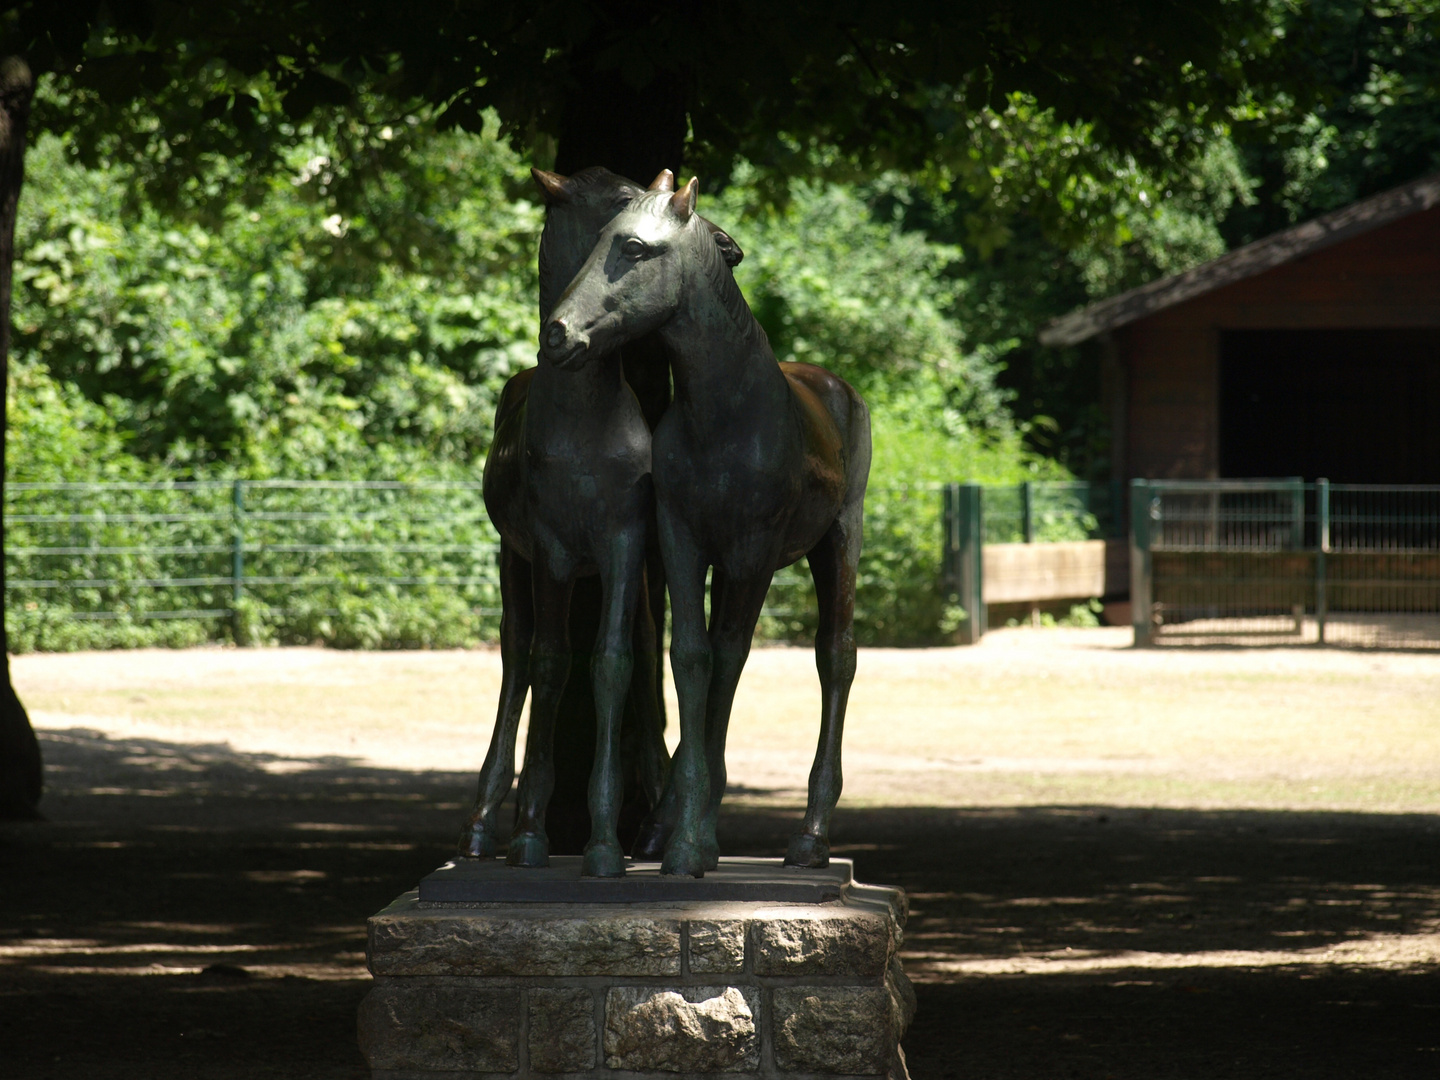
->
1041;172;1440;484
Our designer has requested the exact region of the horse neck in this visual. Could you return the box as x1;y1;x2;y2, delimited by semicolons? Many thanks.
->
526;350;628;437
659;272;789;436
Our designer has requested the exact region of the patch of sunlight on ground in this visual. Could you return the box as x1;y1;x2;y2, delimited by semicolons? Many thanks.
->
15;627;1440;813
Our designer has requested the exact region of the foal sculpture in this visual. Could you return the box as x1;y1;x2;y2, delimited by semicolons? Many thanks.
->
457;167;745;875
542;180;872;877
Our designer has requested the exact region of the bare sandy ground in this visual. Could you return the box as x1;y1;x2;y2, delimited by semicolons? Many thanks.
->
6;628;1440;1078
14;626;1440;812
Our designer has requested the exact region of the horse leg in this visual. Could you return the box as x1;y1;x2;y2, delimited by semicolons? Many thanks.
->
787;517;860;868
698;569;772;869
458;542;534;857
646;537;668;736
508;564;574;868
584;534;646;878
628;570;669;807
633;564;720;859
657;516;713;878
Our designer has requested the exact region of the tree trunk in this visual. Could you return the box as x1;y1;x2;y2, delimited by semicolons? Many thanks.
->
553;65;688;183
541;53;688;852
0;56;41;821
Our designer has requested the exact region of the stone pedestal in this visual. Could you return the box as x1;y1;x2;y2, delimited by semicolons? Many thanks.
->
358;857;914;1079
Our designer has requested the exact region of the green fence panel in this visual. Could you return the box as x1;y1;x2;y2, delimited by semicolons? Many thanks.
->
1133;479;1440;650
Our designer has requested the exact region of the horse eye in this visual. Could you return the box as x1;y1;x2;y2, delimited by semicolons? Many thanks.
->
622;238;647;260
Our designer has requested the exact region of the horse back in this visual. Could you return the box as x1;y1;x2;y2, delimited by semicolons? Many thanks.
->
782;362;872;503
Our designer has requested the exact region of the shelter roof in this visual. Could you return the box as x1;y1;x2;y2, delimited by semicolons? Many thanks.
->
1038;170;1440;347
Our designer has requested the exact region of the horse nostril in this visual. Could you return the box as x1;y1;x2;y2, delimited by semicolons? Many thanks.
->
544;321;567;350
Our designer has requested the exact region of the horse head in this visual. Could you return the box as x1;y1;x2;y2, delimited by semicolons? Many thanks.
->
534;167;744;316
540;179;705;369
533;166;648;319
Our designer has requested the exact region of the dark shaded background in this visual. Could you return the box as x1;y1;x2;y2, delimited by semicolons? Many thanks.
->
2;728;1438;1078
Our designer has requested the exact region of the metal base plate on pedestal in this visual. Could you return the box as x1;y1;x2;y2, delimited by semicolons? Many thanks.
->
417;855;853;904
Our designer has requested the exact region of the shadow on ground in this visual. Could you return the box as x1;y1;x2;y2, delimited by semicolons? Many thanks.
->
2;728;1438;1078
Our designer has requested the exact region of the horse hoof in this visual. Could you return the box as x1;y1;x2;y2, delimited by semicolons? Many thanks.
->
661;841;706;878
456;823;500;859
582;842;626;879
506;832;550;868
631;817;668;860
784;833;830;868
702;838;721;872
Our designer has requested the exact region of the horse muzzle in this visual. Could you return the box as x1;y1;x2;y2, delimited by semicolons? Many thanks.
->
539;318;591;369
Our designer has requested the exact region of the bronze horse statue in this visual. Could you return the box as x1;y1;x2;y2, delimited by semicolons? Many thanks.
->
457;167;743;875
542;180;872;877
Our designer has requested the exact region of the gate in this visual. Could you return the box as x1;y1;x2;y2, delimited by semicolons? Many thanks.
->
1131;479;1440;648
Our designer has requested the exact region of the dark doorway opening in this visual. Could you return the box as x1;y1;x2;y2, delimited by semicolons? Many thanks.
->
1220;328;1440;483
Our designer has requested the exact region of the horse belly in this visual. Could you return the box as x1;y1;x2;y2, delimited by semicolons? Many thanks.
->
775;472;846;568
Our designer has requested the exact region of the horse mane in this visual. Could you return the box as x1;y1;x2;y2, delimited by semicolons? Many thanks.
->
693;212;771;355
633;191;771;356
567;166;641;196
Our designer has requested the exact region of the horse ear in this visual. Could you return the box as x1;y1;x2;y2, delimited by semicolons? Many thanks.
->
531;167;574;205
710;225;744;267
648;169;675;192
669;177;699;221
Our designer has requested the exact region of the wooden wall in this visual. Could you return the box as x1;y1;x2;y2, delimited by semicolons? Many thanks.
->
1116;205;1440;481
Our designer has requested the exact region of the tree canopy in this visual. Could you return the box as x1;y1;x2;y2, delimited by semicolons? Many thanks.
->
5;0;1277;196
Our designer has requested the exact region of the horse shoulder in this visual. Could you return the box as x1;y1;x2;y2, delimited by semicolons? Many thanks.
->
494;367;537;428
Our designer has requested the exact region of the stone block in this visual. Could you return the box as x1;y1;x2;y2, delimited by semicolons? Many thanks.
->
688;919;746;973
369;907;681;976
750;908;893;976
847;882;909;934
772;986;894;1075
604;985;760;1073
887;956;918;1036
527;987;595;1072
357;983;519;1072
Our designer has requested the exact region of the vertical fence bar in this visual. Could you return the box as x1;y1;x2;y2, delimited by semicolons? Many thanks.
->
1316;478;1330;645
1130;479;1154;647
1288;478;1305;631
1021;481;1035;544
231;479;246;641
954;483;986;645
941;483;958;600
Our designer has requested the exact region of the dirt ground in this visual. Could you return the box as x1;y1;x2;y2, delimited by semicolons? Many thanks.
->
3;628;1439;1078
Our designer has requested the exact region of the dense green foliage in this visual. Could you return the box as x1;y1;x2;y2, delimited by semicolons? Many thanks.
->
11;0;1440;650
15;114;540;477
9;94;1077;650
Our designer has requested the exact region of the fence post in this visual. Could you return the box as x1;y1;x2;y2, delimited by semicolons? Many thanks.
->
1130;479;1154;647
231;479;246;641
1021;481;1035;544
941;483;958;599
1109;478;1124;538
944;483;985;644
1316;477;1329;645
1288;478;1306;631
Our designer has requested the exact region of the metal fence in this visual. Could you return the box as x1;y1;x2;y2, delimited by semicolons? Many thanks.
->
939;481;1123;644
5;478;1113;649
1131;479;1440;649
4;480;504;647
981;479;1124;544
